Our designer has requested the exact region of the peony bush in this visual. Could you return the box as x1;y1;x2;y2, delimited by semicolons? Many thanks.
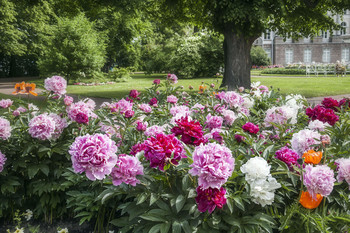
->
0;75;349;232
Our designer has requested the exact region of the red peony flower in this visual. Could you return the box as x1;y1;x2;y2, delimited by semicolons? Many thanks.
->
322;97;339;111
171;117;207;146
129;89;141;99
143;133;186;171
149;97;158;106
305;105;339;126
242;122;259;134
195;186;227;213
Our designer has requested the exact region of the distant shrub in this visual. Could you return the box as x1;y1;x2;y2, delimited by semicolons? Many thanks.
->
250;46;271;66
108;67;132;82
261;68;305;75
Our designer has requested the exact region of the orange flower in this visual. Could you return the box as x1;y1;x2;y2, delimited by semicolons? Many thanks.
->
302;149;322;165
198;85;206;94
299;191;323;209
12;82;25;95
22;83;38;96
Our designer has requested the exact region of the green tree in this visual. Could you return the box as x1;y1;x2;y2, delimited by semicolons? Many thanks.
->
251;46;271;66
153;0;348;89
37;13;106;82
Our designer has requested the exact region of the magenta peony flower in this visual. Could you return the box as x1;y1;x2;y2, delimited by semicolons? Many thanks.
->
235;134;245;143
0;99;13;108
64;95;74;106
0;151;7;172
0;117;11;140
322;97;339;110
138;103;152;113
44;75;67;95
335;158;350;189
136;121;148;131
189;143;234;189
130;143;147;155
69;133;118;180
76;112;89;124
149;97;158;106
171;117;207;146
338;98;350;109
242;122;259;134
111;154;144;186
167;73;178;84
195;186;227;213
275;146;300;170
305;105;339;126
143;133;185;171
28;113;56;140
167;95;178;104
129;89;141;99
205;114;223;131
303;164;336;199
124;110;135;118
291;129;321;156
13;110;20;117
67;101;95;124
153;79;160;85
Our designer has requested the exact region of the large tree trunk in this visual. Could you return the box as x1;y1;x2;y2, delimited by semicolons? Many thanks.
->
221;28;257;90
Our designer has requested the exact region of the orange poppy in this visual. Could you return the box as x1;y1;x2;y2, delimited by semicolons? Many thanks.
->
12;82;25;95
302;149;322;165
22;83;38;96
299;191;323;209
198;85;206;94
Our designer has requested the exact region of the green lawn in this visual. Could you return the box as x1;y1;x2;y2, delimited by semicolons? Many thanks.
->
21;72;350;100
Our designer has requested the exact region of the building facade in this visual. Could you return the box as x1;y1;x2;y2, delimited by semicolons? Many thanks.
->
254;10;350;65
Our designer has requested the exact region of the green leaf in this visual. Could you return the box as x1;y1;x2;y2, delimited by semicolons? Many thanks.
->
222;215;240;228
149;223;162;233
139;213;166;222
39;164;50;176
28;165;40;179
137;193;148;205
160;222;171;233
175;195;186;213
150;193;159;206
181;220;192;233
233;196;245;211
172;221;181;233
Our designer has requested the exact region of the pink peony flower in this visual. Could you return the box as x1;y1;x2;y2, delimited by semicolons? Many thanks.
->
291;129;321;156
142;133;185;171
136;121;148;131
335;158;350;189
264;106;298;127
149;97;158;106
138;103;152;113
124;110;134;118
189;143;234;189
235;134;245;143
49;113;68;139
17;107;27;112
129;89;141;99
258;85;269;93
112;99;133;114
69;134;118;180
13;110;20;117
44;75;67;95
64;95;74;106
0;99;13;108
171;117;207;146
195;186;227;213
170;105;190;117
242;122;259;134
205;114;223;130
0;151;7;172
275;146;300;170
167;95;178;104
303;164;336;199
167;73;178;84
144;125;164;137
67;101;95;124
223;91;244;108
28;113;56;140
153;79;160;85
221;109;237;126
111;154;144;186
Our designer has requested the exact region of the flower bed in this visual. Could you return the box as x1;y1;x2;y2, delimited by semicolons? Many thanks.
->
0;75;350;232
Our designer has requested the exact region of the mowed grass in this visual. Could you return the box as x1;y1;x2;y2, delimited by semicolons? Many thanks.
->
22;72;350;99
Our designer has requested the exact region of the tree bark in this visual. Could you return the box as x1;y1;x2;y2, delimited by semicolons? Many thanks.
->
221;28;257;90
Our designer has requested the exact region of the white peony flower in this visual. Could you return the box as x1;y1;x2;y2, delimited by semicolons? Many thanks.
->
240;157;271;183
250;176;281;207
291;129;321;156
285;94;305;110
308;120;330;132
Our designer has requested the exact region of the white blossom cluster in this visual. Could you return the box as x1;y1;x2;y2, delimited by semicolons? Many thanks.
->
241;157;281;207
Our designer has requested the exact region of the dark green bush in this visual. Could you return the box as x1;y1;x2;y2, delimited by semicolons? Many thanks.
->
250;46;271;66
261;68;306;75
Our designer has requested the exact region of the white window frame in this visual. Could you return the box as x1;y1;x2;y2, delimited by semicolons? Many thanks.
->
341;22;347;35
304;48;312;63
322;48;331;63
264;30;271;40
285;48;294;64
264;48;271;59
342;48;350;62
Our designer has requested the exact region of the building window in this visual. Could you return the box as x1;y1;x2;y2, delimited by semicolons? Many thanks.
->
264;30;271;40
264;48;271;59
322;48;331;63
304;48;312;63
342;48;350;62
285;49;293;64
304;37;311;43
322;30;328;39
341;22;347;35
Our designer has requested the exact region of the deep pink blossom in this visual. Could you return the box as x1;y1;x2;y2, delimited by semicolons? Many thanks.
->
235;134;245;143
69;134;118;180
195;186;227;213
223;91;244;108
153;79;160;85
67;101;94;124
129;90;141;99
44;75;67;95
136;121;148;131
189;143;234;189
124;110;134;118
303;164;335;199
205;114;223;130
130;143;147;155
143;133;185;171
149;97;158;106
171;117;207;146
138;103;152;113
167;74;178;84
305;105;339;126
111;154;144;186
322;97;339;110
0;151;7;172
0;99;13;108
275;146;300;170
112;99;133;114
242;122;259;134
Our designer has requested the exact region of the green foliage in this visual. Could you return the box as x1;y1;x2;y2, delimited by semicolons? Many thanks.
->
250;46;270;67
37;13;106;82
108;67;132;82
261;68;306;75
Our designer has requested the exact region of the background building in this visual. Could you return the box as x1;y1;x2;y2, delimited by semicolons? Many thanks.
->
254;10;350;65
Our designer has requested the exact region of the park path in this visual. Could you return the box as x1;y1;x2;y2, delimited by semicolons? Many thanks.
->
1;77;350;106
